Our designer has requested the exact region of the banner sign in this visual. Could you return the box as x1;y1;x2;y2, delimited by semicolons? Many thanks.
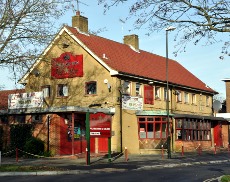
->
122;95;143;110
8;92;43;109
51;52;83;79
90;112;111;138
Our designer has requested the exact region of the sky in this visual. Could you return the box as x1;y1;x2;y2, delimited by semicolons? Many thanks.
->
0;0;229;101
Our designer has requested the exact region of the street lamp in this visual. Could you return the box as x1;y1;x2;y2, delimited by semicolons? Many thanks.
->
165;26;176;159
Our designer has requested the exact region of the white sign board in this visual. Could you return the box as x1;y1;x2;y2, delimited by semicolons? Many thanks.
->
8;92;43;109
122;95;143;110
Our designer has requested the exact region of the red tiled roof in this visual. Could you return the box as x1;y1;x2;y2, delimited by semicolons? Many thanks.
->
0;89;25;110
67;26;216;93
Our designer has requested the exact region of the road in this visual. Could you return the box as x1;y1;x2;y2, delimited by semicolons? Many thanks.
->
1;163;229;182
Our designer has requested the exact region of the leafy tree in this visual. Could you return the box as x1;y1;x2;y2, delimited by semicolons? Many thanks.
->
0;0;73;80
99;0;230;59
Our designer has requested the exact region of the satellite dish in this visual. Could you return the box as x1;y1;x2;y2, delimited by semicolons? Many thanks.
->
213;100;222;112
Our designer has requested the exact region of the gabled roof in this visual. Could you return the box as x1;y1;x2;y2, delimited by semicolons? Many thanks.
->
66;26;216;94
0;89;25;110
19;25;216;94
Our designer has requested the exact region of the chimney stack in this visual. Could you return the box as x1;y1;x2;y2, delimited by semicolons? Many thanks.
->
123;34;139;50
72;11;88;33
223;79;230;113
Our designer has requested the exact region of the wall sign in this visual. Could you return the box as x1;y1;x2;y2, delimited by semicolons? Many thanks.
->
51;52;83;79
8;92;43;109
90;113;111;138
122;95;143;110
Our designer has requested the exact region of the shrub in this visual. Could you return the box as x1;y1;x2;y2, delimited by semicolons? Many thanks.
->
24;137;44;157
10;124;33;151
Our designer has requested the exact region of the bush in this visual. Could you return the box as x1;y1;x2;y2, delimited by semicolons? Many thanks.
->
24;137;44;157
10;124;33;150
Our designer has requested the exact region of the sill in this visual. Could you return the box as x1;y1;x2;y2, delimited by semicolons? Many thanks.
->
85;94;97;96
57;96;68;98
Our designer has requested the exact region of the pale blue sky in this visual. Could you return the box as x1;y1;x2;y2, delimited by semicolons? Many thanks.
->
1;1;229;100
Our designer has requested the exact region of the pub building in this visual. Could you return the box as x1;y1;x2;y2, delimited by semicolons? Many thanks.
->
0;11;228;156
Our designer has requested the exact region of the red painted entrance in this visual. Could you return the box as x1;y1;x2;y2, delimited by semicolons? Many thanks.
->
214;122;223;147
59;113;109;155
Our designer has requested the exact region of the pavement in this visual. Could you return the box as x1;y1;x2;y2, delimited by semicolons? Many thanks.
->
0;151;230;177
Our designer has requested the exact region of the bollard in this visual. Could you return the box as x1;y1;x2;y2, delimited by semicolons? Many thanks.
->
161;145;164;159
198;144;201;156
214;143;216;155
228;144;230;157
16;148;18;162
125;147;128;162
181;143;184;156
0;151;1;166
85;148;88;165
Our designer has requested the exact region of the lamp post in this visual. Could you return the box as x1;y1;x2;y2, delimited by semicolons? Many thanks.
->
165;26;176;159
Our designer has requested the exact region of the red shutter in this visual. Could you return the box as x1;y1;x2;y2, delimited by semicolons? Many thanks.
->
144;85;154;104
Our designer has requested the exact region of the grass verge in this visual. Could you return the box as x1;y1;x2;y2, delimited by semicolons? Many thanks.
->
0;164;65;172
221;175;230;182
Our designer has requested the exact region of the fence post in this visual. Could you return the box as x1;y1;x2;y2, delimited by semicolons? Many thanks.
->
161;145;164;159
181;143;184;156
214;143;216;155
125;147;128;162
16;148;18;162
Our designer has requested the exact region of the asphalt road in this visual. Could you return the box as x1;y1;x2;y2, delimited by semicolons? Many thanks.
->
0;162;229;182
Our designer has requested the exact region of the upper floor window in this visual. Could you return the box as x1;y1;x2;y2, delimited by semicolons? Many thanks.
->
85;81;97;95
42;85;51;98
57;84;68;97
135;83;142;97
144;85;154;104
176;91;182;102
192;94;196;104
155;86;161;99
184;92;189;104
123;81;131;95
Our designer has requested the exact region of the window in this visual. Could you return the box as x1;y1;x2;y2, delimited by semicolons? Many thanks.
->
144;85;154;104
85;81;97;95
123;81;131;95
14;115;26;123
135;83;142;96
175;119;211;141
155;86;161;99
32;115;42;123
57;84;68;97
192;94;196;104
184;92;189;104
138;116;168;139
42;85;51;98
176;91;182;102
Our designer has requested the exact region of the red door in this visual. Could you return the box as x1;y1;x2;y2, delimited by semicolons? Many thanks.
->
214;122;223;147
98;138;108;153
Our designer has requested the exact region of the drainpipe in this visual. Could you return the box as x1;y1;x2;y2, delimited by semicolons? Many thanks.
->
119;79;123;153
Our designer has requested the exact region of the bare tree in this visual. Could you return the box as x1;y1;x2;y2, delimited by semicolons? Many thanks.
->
99;0;230;59
0;0;74;79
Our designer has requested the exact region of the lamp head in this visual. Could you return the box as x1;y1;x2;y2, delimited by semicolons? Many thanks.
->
165;26;176;31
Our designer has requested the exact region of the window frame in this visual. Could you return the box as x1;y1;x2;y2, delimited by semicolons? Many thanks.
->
57;84;68;97
176;91;182;102
138;116;168;139
155;86;161;100
175;118;211;141
135;83;142;97
42;85;51;98
85;81;97;95
144;85;154;104
184;92;189;104
192;93;196;105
